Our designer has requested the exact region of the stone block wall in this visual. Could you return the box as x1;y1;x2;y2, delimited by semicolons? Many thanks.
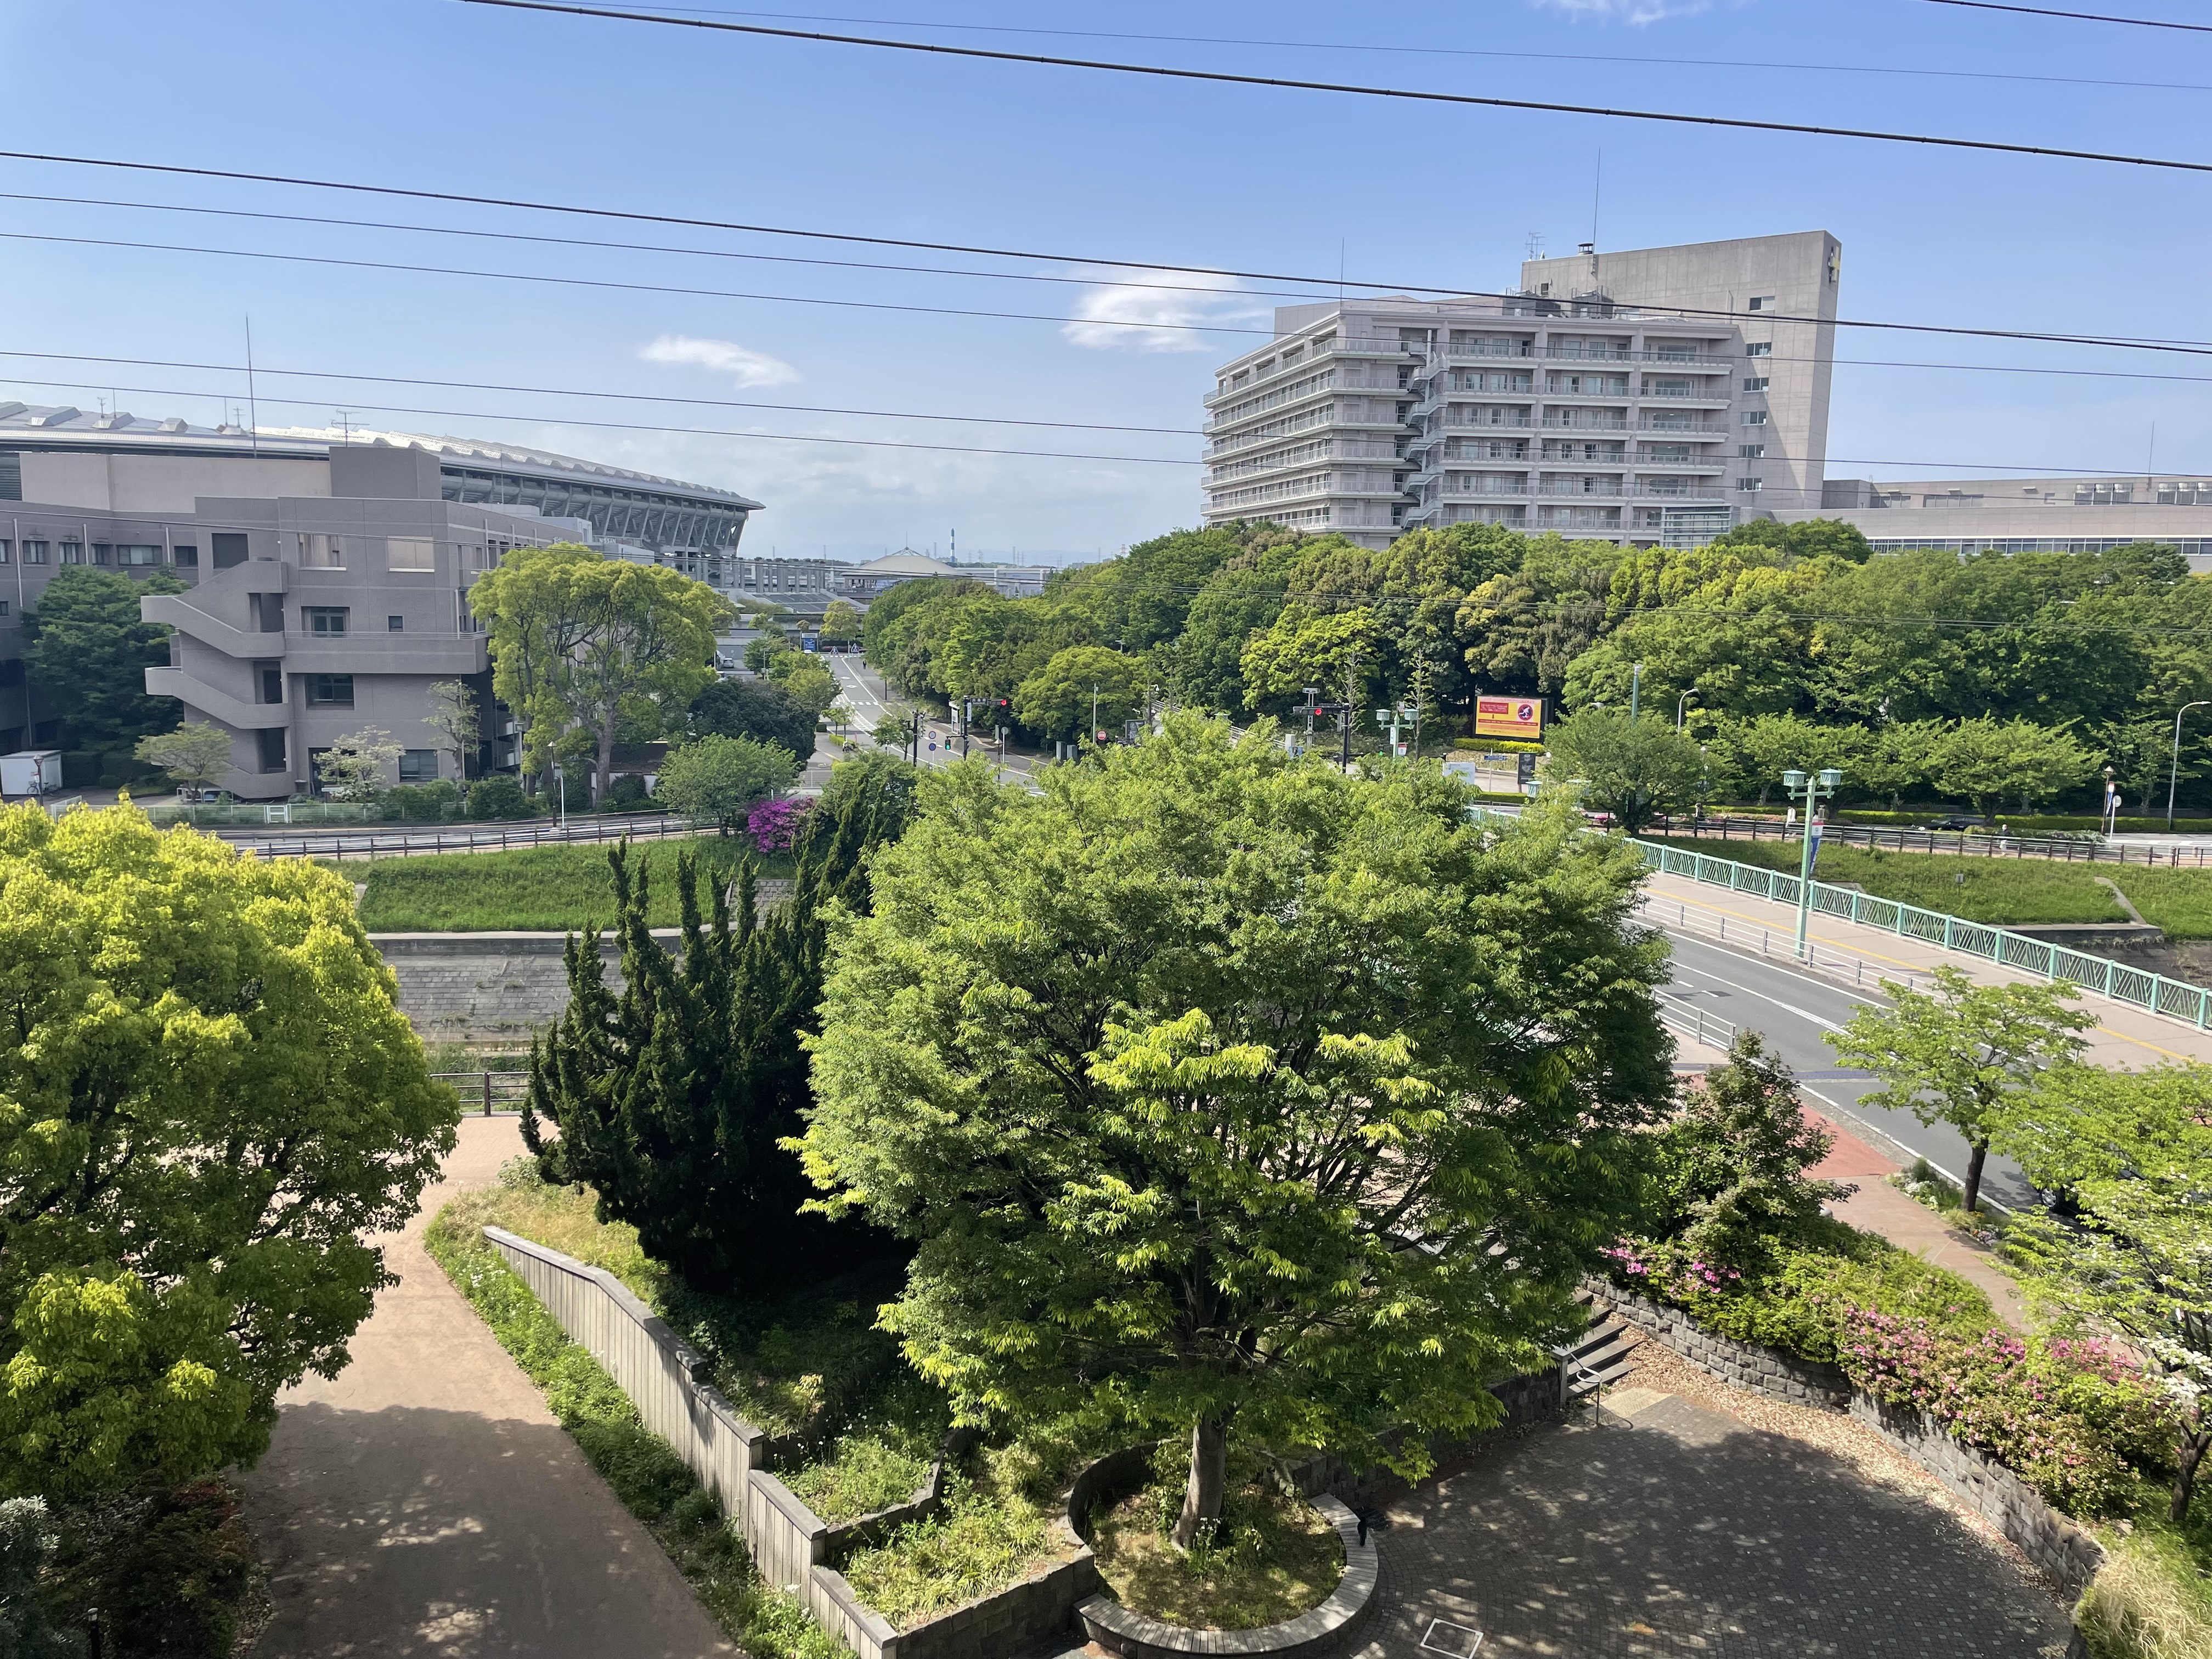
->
1590;1280;1850;1409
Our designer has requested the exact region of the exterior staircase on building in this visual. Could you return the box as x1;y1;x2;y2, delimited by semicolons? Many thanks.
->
1559;1290;1641;1407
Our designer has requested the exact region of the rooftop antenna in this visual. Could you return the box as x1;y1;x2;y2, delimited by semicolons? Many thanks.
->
335;409;356;444
244;315;259;456
1525;231;1545;263
1338;236;1346;304
1590;150;1602;252
2149;421;2158;484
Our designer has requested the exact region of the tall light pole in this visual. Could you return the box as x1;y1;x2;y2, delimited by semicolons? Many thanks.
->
1629;662;1644;720
1676;687;1699;732
2170;701;2210;828
1090;683;1101;746
1782;766;1842;955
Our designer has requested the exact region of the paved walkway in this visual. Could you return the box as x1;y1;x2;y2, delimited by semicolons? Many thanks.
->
1345;1392;2068;1658
236;1117;730;1659
1644;868;2212;1069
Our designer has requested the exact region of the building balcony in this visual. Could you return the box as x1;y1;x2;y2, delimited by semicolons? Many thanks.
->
144;668;287;730
1541;415;1631;431
1438;417;1537;433
143;594;281;658
1638;416;1728;433
1633;453;1729;471
1636;388;1735;404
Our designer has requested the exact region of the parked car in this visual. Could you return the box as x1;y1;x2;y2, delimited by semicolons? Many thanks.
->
1922;814;1990;832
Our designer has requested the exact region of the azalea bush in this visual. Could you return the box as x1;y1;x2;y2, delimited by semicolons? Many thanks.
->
747;795;811;853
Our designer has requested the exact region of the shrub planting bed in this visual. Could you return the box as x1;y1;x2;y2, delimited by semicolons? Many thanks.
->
1085;1470;1343;1632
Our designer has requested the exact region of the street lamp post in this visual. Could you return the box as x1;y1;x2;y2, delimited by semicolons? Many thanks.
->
552;764;567;831
1782;765;1843;955
1676;687;1699;732
2103;765;2119;835
1090;683;1101;746
1629;662;1644;720
2170;701;2210;828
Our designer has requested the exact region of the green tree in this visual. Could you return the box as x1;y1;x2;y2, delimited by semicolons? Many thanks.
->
0;804;456;1497
1994;1063;2212;1521
525;754;917;1289
1651;1032;1849;1271
1929;716;2097;816
1826;964;2093;1214
1539;709;1706;833
1238;604;1384;718
470;545;735;806
1012;645;1142;742
0;1498;70;1659
1704;714;1866;809
798;725;1672;1547
1455;534;1621;699
23;567;188;751
656;735;799;835
1710;517;1874;564
133;721;234;799
424;679;481;788
314;726;401;802
690;675;817;765
743;631;793;675
767;652;839;718
1854;719;1946;812
819;599;864;648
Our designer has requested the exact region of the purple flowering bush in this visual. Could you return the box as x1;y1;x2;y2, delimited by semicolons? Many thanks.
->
746;795;810;853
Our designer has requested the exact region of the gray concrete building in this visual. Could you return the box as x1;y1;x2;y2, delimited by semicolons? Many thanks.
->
1787;474;2212;563
1202;232;1842;551
0;406;765;799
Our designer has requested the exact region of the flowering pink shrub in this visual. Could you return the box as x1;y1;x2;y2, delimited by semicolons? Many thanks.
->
746;795;810;853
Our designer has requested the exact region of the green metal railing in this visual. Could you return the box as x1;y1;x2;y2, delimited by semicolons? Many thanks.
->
1632;836;2212;1031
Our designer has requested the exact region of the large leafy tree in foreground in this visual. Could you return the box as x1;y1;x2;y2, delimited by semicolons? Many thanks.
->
524;753;917;1288
25;567;187;751
799;721;1672;1548
0;805;456;1497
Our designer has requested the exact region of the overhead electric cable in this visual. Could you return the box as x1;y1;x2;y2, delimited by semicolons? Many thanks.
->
0;348;1202;436
646;4;2212;94
0;229;1274;338
0;375;1196;465
1918;0;2212;32
4;149;2208;357
462;0;2212;178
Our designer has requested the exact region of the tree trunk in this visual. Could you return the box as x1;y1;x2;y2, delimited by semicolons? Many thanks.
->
1962;1137;1988;1215
1171;1416;1229;1553
2173;1409;2211;1524
596;715;618;809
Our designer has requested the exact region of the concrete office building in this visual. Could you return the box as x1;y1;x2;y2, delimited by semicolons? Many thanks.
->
1202;232;1843;551
1786;475;2212;563
0;405;764;798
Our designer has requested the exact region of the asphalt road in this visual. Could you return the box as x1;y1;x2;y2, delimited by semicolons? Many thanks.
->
1662;930;2034;1211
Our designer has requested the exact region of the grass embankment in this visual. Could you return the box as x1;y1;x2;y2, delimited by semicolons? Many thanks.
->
353;839;793;932
1649;834;2212;940
435;1166;1060;1632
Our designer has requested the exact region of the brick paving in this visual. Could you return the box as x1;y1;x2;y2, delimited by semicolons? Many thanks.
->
1341;1393;2069;1658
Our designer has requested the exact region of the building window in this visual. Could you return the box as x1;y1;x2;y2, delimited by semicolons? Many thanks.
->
388;614;405;632
0;600;9;617
1736;478;1765;492
386;538;436;572
1740;444;1766;459
1745;342;1772;357
21;541;45;565
211;533;248;570
306;673;354;707
92;544;111;565
257;664;284;704
1741;411;1769;426
257;728;285;774
304;606;348;637
0;541;9;564
1748;296;1773;311
60;543;83;565
116;545;159;566
1743;378;1769;392
399;749;438;782
172;545;198;567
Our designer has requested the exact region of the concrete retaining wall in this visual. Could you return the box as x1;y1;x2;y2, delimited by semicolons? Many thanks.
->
1588;1276;2106;1597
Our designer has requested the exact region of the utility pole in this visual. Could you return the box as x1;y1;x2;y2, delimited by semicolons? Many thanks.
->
1629;662;1643;721
1340;653;1359;771
1090;683;1101;746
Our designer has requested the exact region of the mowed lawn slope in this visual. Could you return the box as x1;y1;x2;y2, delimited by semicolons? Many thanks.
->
352;838;792;932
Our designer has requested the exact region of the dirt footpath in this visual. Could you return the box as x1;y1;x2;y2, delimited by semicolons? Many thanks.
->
236;1116;731;1658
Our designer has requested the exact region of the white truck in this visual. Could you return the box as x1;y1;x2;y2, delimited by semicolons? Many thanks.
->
0;751;64;798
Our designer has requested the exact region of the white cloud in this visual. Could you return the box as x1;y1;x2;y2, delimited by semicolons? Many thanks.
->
1532;0;1711;20
1060;269;1265;355
638;334;801;388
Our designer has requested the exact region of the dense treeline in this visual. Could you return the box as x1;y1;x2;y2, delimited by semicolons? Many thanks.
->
865;520;2212;810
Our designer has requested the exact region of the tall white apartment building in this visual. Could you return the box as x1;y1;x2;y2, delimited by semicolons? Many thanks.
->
1201;232;1842;551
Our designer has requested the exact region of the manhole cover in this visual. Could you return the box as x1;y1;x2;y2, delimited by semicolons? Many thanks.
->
1421;1618;1485;1657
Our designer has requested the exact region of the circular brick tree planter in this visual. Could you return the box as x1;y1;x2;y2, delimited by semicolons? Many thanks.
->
1065;1451;1380;1659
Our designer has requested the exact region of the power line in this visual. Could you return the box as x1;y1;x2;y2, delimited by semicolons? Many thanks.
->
0;374;1198;465
464;0;2212;179
1919;0;2212;31
646;3;2212;95
0;349;1201;437
6;148;2209;358
0;229;1272;339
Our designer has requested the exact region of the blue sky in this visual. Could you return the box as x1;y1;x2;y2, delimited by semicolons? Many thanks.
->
0;0;2205;560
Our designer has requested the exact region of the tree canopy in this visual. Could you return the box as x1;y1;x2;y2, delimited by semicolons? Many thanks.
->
655;734;799;834
798;721;1672;1543
0;805;455;1497
24;568;187;752
1539;709;1707;833
690;674;818;765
